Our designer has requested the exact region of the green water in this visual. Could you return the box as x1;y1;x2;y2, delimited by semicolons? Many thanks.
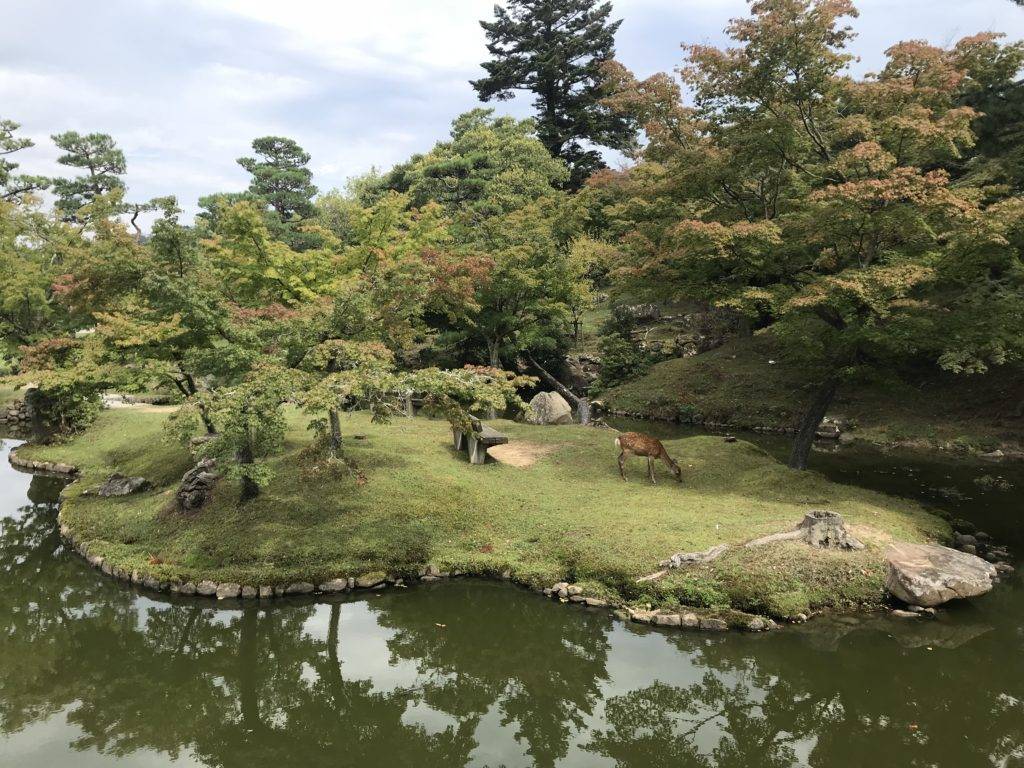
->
1;435;1022;767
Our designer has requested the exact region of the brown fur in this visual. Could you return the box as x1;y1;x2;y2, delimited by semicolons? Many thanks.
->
614;432;683;483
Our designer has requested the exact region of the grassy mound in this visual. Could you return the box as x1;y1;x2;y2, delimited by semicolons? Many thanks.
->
603;333;1024;455
21;407;949;618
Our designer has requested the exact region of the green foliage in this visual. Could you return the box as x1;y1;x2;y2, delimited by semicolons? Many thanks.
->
596;332;649;388
473;0;636;187
401;109;569;218
408;365;533;432
203;201;337;306
0;200;62;349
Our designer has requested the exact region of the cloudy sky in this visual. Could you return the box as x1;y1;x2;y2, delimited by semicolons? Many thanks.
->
3;0;1023;219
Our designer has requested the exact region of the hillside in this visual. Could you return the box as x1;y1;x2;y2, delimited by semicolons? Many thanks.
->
602;333;1024;456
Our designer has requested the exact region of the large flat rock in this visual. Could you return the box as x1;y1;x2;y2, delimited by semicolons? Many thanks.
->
526;391;573;425
886;543;998;607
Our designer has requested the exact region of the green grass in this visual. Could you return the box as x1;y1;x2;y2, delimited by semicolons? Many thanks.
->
603;332;1024;454
0;384;22;407
21;407;949;618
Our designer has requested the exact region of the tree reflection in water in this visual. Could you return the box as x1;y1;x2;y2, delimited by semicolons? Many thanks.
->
0;452;1022;768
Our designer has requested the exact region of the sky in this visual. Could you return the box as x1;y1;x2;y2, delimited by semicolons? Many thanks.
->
3;0;1024;221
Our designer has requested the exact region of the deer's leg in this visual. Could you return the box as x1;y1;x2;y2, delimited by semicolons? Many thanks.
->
618;451;627;481
648;457;657;483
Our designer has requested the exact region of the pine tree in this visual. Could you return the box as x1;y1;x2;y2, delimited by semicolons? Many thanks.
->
472;0;635;189
0;119;48;200
50;131;126;220
237;136;318;222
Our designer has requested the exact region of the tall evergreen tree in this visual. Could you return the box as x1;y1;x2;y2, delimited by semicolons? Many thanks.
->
472;0;635;189
237;136;318;222
50;131;126;220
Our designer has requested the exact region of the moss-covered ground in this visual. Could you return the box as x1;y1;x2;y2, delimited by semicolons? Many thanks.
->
19;407;949;619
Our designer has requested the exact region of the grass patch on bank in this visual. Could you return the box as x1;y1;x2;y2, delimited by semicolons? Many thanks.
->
22;407;949;618
0;384;22;406
603;333;1024;454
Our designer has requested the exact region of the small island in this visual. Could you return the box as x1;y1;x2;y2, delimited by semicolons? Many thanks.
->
15;405;956;627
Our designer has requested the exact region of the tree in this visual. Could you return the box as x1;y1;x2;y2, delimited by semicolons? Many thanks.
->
50;131;126;222
381;111;580;371
472;0;636;188
399;109;569;221
601;0;1019;469
0;119;48;200
238;136;318;222
297;338;401;458
168;364;293;501
949;33;1024;194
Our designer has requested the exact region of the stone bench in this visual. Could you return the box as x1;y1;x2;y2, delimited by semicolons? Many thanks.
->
452;418;509;465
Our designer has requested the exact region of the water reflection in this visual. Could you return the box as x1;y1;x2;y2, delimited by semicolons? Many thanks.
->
1;438;1022;767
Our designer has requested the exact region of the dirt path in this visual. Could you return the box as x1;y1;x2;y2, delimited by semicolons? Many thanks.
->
488;441;559;468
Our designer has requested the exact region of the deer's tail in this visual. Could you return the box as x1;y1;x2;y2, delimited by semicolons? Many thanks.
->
614;437;621;450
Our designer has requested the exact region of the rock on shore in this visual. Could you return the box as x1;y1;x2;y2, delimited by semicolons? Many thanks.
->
886;543;998;607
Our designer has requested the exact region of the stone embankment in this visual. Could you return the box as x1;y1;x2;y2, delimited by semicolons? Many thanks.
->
8;449;77;476
0;398;32;429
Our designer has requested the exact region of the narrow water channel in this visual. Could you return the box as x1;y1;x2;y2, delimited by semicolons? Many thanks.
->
1;435;1022;767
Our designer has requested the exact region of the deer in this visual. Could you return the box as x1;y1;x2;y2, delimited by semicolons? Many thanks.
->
615;432;683;484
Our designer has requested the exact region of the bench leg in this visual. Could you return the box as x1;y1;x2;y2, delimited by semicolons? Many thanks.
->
468;435;487;464
453;430;465;451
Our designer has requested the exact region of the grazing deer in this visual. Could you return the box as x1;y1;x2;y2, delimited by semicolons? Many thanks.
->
615;432;683;484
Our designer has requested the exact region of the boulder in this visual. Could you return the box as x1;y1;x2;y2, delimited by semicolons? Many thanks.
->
93;473;151;497
526;392;573;425
319;578;348;593
673;334;701;358
815;415;852;440
886;543;998;607
176;458;219;515
216;583;241;599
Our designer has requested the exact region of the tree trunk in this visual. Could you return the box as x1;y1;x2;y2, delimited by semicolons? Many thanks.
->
524;352;590;425
486;340;501;419
198;404;216;436
328;408;342;457
788;378;838;470
237;437;259;501
174;367;216;434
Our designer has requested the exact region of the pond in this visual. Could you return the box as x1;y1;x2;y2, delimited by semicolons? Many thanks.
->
1;434;1022;767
